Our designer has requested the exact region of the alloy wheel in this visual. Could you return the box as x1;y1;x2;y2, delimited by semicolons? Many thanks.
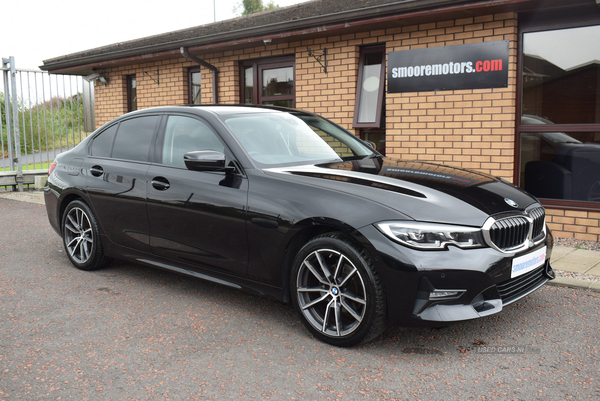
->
296;248;367;337
64;207;94;264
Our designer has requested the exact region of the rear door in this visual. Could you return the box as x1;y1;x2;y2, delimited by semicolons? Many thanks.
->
145;114;249;277
85;114;161;253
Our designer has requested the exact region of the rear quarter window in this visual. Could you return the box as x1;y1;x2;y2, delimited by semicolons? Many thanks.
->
90;124;117;157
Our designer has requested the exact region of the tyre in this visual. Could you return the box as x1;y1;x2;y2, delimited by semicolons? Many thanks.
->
61;200;112;271
290;233;386;346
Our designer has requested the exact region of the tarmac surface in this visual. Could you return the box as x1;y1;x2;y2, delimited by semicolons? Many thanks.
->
0;190;599;399
2;189;598;293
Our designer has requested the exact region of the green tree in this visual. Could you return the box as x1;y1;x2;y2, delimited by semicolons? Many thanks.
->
235;0;279;16
1;93;89;160
1;92;5;129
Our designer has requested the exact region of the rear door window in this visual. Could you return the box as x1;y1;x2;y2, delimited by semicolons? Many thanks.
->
112;116;160;162
90;116;160;161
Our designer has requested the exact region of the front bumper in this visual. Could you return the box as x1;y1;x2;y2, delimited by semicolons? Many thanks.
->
412;260;552;323
357;225;554;327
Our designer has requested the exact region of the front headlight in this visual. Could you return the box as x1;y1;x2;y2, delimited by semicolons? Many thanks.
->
375;221;485;250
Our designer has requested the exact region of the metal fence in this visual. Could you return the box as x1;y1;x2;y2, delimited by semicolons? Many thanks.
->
1;56;94;190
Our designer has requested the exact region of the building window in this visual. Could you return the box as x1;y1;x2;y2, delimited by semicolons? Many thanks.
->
243;66;254;104
518;15;600;207
353;45;385;128
127;75;137;112
353;45;386;155
188;67;201;104
240;56;295;107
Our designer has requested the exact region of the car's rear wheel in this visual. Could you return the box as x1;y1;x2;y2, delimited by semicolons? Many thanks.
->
291;233;386;346
62;200;112;271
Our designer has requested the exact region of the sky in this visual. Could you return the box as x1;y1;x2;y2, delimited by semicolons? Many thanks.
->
1;0;308;71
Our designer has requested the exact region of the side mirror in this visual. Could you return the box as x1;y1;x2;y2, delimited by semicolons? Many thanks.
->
184;150;232;172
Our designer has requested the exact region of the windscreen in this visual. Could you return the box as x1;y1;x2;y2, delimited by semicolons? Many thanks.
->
221;111;373;167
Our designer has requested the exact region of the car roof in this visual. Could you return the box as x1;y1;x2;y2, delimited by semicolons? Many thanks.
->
121;104;312;119
193;105;285;116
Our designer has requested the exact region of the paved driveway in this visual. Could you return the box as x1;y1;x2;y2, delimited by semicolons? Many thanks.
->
1;198;599;400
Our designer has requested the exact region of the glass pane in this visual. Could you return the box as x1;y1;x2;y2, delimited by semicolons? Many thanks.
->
519;131;600;202
162;116;223;167
128;76;137;112
522;25;600;124
357;53;383;124
112;116;159;162
221;112;372;167
262;100;292;108
91;124;117;157
244;66;254;104
363;131;386;155
191;71;201;104
262;67;293;96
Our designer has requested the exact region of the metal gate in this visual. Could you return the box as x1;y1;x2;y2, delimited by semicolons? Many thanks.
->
1;56;95;191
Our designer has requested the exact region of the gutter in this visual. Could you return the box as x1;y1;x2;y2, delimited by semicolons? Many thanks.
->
180;47;219;104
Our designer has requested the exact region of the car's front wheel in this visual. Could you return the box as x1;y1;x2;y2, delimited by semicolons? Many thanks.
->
291;233;386;346
62;200;112;271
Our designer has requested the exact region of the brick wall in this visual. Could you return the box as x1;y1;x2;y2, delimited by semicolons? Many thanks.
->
295;36;360;133
385;13;518;181
90;11;599;241
94;72;127;124
546;209;600;241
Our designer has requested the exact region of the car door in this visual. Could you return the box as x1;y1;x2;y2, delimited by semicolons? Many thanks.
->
145;114;249;277
85;114;160;253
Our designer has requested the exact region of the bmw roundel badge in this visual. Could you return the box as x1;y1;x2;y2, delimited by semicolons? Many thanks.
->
504;198;518;208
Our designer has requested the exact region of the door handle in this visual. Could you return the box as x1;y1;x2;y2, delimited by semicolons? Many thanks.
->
90;165;104;177
151;177;170;191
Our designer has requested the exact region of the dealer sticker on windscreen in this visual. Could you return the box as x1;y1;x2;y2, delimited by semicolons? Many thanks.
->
511;246;547;278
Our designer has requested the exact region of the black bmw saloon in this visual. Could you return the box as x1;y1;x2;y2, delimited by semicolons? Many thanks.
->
45;105;555;346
